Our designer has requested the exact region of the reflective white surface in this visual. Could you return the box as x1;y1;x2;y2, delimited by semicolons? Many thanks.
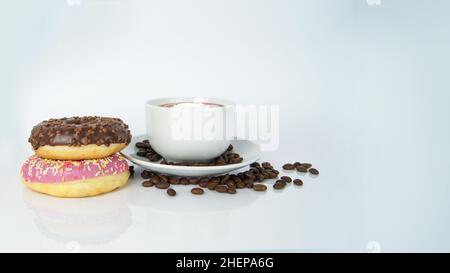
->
1;0;450;252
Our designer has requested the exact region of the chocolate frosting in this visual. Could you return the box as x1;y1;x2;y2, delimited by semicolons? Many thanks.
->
29;116;132;149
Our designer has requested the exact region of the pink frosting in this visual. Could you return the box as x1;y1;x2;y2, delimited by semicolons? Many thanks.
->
21;154;129;183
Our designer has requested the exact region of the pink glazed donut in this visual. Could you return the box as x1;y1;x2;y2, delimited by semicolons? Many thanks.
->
21;154;130;198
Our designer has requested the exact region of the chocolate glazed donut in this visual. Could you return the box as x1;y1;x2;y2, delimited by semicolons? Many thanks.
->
29;116;132;160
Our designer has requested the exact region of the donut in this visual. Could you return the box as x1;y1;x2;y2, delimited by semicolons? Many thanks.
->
28;116;132;160
21;154;130;198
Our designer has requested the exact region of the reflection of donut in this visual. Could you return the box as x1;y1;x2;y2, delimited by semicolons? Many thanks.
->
22;187;131;244
28;116;131;160
21;154;130;198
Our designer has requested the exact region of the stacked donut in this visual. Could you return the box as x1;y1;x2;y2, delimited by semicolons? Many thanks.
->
21;117;132;198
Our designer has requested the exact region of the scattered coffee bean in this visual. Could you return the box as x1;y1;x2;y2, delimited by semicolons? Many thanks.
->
138;160;317;197
141;170;151;179
180;178;189;185
142;180;154;187
135;142;147;149
169;177;179;185
206;181;219;190
250;162;260;168
253;184;267;192
167;188;176;196
138;141;244;167
293;179;303;186
220;174;230;184
136;151;147;157
155;182;170;189
226;181;236;190
273;181;287;190
200;177;210;184
282;163;295;170
191;187;204;195
189;178;199;185
215;185;228;193
128;166;135;177
158;175;168;183
268;172;278;179
149;177;160;184
301;163;312;169
281;176;292;183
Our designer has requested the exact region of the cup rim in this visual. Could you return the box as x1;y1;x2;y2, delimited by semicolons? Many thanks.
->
146;97;235;109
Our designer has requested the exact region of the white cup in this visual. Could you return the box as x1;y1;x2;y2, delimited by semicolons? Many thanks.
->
146;97;235;162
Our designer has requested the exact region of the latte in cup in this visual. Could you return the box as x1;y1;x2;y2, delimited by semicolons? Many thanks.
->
160;102;224;108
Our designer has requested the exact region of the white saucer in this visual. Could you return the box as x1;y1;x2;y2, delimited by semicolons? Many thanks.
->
121;135;261;177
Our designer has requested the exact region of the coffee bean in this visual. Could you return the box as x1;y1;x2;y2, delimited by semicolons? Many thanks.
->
301;163;312;169
180;178;189;185
309;168;319;175
293;179;303;186
148;154;162;162
250;162;260;168
159;175;168;183
128;166;135;176
150;177;160;184
282;163;295;170
142;180;154;187
261;162;272;169
191;187;204;195
293;162;301;167
206;181;219;190
141;170;151;179
268;172;278;179
135;142;146;149
215;185;228;193
273;181;286;189
189;178;199;185
136;151;147;157
234;177;243;184
200;177;210;184
244;172;255;180
227;144;233;151
227;188;237;194
281;176;292;183
155;182;170;189
230;157;243;164
211;177;220;184
297;166;308;173
226;181;236;189
236;181;245;189
253;184;267;192
220;174;230;184
169;177;179;185
167;188;176;196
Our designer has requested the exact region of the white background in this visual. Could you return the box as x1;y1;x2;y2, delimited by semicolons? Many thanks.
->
1;0;450;252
